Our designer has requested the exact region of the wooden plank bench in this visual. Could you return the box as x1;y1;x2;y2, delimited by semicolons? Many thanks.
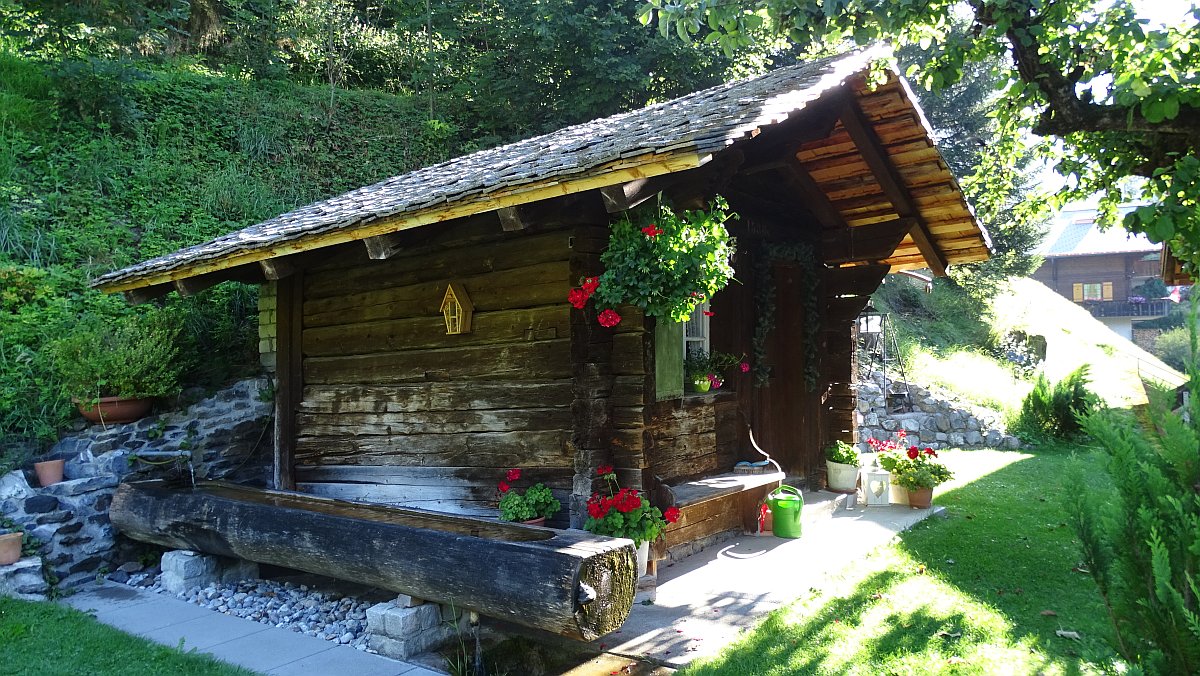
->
652;471;785;562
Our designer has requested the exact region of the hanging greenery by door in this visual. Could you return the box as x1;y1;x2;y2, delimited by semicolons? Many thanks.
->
751;241;822;391
567;197;738;325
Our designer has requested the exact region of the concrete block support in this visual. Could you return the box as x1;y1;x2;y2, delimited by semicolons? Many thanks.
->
160;550;259;594
366;597;463;659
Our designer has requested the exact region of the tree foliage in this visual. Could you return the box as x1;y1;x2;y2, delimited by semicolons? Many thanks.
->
644;0;1200;269
1066;301;1200;672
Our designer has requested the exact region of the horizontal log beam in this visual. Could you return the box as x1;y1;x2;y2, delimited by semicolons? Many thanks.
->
111;480;635;640
822;218;916;264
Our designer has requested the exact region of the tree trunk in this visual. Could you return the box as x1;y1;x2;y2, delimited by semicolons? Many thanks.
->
111;480;635;640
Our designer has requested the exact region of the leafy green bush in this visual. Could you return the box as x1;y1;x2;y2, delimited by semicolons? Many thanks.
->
1152;327;1190;372
1012;365;1101;441
49;310;185;401
825;440;859;466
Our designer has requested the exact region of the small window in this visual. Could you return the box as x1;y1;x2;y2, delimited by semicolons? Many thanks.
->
1077;282;1112;301
683;302;710;356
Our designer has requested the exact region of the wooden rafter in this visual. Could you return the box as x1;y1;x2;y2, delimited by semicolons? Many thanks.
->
837;99;948;276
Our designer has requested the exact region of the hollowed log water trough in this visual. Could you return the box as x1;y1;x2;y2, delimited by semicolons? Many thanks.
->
110;480;636;640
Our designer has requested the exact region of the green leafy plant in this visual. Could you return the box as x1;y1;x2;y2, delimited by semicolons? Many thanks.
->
48;310;185;402
1064;297;1200;673
683;349;746;388
583;465;679;546
585;197;736;324
825;440;860;466
876;444;953;490
1013;365;1101;441
496;468;560;522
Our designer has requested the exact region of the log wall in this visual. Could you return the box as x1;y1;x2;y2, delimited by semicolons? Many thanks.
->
292;217;579;518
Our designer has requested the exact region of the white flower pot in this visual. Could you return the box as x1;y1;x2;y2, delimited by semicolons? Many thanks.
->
636;541;649;577
826;460;860;493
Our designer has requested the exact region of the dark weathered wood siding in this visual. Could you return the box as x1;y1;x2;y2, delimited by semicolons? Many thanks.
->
292;217;578;517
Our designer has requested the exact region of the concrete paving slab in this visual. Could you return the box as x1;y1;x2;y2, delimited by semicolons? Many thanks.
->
58;582;433;675
88;594;217;635
201;628;350;673
60;582;155;615
141;611;270;650
265;643;418;676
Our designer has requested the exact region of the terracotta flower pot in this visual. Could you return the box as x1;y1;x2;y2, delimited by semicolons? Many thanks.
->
0;531;22;565
74;396;153;424
907;487;934;509
520;517;546;527
34;459;64;487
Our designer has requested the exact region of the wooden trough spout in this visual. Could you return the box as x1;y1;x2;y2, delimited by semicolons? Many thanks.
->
110;480;636;640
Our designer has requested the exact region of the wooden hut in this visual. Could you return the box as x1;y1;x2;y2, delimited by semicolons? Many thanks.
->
95;47;989;562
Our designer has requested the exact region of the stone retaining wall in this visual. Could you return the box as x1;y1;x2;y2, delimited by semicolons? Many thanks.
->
856;370;1021;450
0;379;272;597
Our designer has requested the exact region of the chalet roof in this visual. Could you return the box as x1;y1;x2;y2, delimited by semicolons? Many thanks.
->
94;46;989;293
1038;205;1160;258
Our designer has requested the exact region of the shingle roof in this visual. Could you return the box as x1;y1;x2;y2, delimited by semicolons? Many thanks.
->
93;47;890;291
1038;204;1159;257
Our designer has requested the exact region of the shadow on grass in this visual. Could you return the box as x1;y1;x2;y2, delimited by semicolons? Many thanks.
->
682;448;1116;675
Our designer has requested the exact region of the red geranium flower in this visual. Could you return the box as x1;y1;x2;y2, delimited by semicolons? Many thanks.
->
497;480;510;493
568;287;588;309
702;310;715;317
663;506;681;524
906;447;920;459
597;464;613;476
740;362;750;373
641;224;663;237
506;468;521;482
924;448;938;457
597;308;621;327
581;276;600;295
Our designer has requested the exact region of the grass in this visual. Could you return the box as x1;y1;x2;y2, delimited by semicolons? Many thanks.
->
0;597;252;675
680;444;1118;675
905;347;1031;413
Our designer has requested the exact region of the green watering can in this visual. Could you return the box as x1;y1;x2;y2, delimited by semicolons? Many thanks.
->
767;485;803;539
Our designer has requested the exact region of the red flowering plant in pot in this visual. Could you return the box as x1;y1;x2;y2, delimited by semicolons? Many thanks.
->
583;465;679;547
566;197;737;329
497;468;561;525
874;439;953;509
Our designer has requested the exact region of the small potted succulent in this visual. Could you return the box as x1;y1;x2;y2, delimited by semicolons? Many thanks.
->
497;468;561;526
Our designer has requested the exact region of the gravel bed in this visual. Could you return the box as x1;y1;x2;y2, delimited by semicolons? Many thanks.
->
111;566;374;651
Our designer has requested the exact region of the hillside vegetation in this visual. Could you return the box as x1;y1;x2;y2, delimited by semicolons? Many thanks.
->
875;276;1184;418
0;53;461;443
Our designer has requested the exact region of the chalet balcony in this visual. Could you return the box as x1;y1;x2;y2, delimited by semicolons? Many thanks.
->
1080;299;1171;318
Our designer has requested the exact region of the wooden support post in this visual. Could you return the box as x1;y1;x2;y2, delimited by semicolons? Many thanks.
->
273;272;303;491
838;99;948;276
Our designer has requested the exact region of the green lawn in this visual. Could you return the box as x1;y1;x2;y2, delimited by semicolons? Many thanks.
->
681;444;1118;675
0;597;251;676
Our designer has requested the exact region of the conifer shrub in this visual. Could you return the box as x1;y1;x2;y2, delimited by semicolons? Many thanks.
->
1012;365;1100;441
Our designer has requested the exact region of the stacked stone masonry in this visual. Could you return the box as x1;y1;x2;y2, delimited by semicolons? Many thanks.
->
0;379;272;599
856;370;1021;451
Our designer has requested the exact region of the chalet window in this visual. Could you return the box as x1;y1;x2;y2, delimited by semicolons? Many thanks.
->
1073;282;1113;302
683;302;711;356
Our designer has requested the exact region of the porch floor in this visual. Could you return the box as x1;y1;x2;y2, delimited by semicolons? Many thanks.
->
590;448;1020;668
592;489;945;667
